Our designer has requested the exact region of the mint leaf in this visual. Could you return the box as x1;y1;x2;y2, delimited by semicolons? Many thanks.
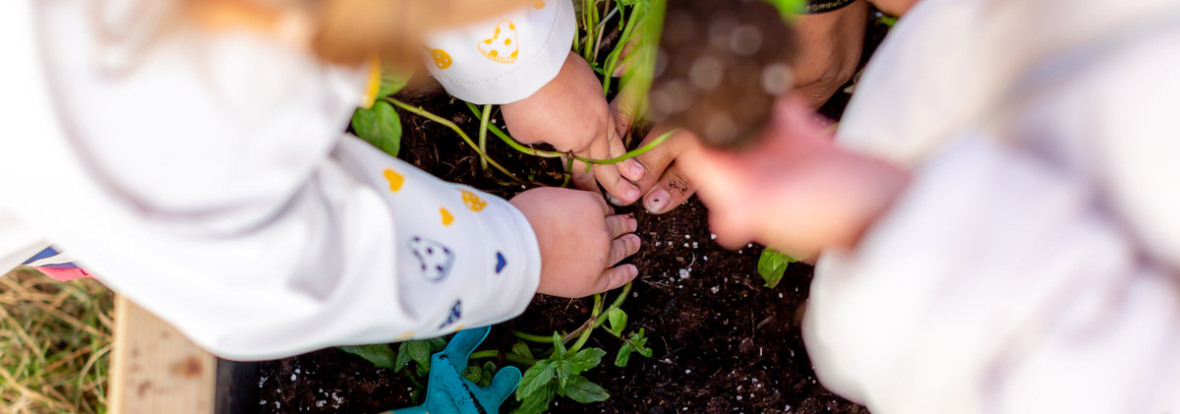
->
567;348;606;375
615;343;634;367
563;376;610;403
511;341;534;360
757;248;796;288
551;333;567;360
404;340;432;368
517;360;555;401
513;383;554;414
607;308;628;337
338;344;396;369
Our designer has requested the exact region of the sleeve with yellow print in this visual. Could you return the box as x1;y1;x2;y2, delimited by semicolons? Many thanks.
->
421;0;575;104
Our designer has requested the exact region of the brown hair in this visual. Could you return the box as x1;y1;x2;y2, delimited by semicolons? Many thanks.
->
105;0;536;67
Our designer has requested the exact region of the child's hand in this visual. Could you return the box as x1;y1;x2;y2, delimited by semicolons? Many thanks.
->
510;187;641;298
502;53;646;205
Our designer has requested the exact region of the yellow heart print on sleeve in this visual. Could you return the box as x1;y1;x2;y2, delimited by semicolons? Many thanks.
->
461;190;487;212
532;0;545;8
384;169;404;192
478;20;519;64
440;208;455;226
430;49;452;70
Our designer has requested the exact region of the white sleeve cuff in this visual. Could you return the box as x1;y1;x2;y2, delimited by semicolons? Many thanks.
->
421;0;575;104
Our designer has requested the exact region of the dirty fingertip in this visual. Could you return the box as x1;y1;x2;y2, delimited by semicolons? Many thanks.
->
645;188;671;214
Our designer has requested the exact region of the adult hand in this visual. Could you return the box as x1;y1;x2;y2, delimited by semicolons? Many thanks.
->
510;187;641;298
677;95;909;260
501;52;646;205
792;0;871;108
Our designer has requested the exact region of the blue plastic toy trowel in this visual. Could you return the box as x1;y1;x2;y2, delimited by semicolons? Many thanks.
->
387;326;521;414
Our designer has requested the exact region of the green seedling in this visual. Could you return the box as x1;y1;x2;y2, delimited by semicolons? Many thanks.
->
351;69;410;157
757;248;798;288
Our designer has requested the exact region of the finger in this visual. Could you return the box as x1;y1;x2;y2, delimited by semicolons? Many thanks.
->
569;159;598;192
587;134;641;206
606;234;641;266
595;264;639;293
642;163;696;215
610;130;646;182
589;191;612;216
604;214;638;239
630;128;697;193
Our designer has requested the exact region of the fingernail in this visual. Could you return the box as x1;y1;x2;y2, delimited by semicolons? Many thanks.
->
645;189;669;213
628;216;638;231
625;186;641;202
623;160;644;181
607;194;623;205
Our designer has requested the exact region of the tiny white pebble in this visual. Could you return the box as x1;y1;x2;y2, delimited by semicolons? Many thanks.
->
683;243;689;248
679;269;690;279
655;241;661;246
710;233;717;240
711;286;720;294
290;374;297;381
685;235;691;239
294;368;301;374
704;255;708;261
316;401;327;408
259;400;267;406
685;369;692;374
747;243;754;248
258;377;268;388
692;242;699;249
737;396;743;401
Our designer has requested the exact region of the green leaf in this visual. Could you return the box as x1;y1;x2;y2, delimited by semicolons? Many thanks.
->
513;383;555;414
757;248;797;288
427;337;448;352
614;343;634;367
563;376;610;403
338;344;397;369
567;348;606;375
511;341;534;359
632;329;654;358
551;333;567;360
607;308;628;337
377;71;410;98
462;365;483;383
395;342;413;372
481;361;497;387
405;340;432;368
351;100;402;157
516;360;555;401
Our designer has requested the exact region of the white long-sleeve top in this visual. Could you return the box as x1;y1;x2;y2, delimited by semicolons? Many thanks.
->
0;0;574;360
806;0;1180;412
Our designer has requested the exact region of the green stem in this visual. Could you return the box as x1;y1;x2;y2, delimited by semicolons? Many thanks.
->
385;98;523;183
567;294;603;354
468;350;536;365
512;330;554;344
479;104;491;171
463;103;676;166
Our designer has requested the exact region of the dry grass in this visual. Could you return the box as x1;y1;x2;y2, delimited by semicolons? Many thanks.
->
0;268;114;414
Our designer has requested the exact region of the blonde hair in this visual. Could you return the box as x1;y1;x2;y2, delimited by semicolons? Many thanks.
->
94;0;535;68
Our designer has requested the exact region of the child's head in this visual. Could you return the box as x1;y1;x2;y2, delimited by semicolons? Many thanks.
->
103;0;535;66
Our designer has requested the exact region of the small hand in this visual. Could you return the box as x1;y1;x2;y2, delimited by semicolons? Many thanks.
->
502;52;646;205
510;188;641;298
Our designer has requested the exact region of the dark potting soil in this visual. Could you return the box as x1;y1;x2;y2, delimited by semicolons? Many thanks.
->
228;9;892;414
224;87;867;414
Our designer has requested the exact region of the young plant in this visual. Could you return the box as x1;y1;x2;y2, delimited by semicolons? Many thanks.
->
757;248;797;288
350;64;410;157
337;337;446;403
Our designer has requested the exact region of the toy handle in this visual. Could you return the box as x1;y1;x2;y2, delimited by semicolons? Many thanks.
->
386;405;428;414
479;366;523;407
